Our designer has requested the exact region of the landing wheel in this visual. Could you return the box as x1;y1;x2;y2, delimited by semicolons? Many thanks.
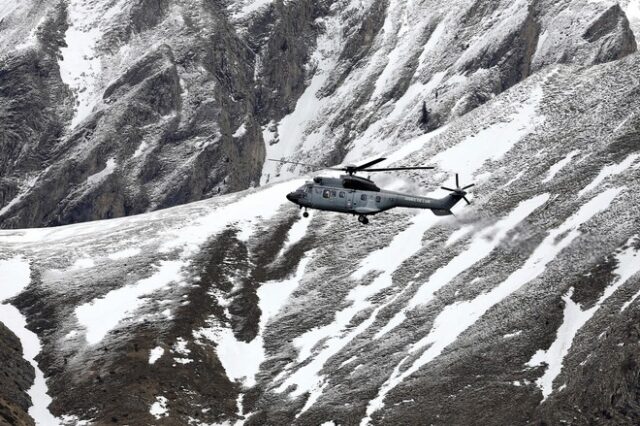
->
358;215;369;225
303;211;309;218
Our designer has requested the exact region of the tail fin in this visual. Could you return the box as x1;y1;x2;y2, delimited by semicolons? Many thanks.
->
436;174;474;214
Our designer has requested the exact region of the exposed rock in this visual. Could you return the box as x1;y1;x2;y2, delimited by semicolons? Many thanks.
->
0;322;35;426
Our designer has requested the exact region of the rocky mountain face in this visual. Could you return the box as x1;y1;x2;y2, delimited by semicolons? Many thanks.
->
0;0;637;228
2;45;640;425
0;323;35;426
2;0;640;425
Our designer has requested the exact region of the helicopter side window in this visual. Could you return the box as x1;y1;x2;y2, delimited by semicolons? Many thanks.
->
361;194;367;201
306;185;313;193
339;191;345;198
375;196;381;203
323;189;331;199
331;190;337;197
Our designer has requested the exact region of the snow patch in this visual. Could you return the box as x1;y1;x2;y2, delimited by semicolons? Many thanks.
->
578;153;639;197
150;396;169;419
195;255;311;387
75;260;186;345
86;158;117;185
542;150;580;183
233;123;247;138
528;235;640;400
107;247;141;260
0;257;60;425
149;346;165;364
363;188;623;422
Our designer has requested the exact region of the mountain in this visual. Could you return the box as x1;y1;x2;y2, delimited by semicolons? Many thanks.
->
2;0;640;425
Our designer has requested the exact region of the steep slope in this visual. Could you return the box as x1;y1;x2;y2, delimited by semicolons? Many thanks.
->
0;0;636;228
1;53;640;424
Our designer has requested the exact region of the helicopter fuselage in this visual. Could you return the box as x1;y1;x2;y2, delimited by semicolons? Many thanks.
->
286;175;463;220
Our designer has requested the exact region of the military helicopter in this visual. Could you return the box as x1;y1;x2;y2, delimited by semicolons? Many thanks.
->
271;157;474;224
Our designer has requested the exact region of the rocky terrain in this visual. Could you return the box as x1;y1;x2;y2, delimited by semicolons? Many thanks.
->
0;323;35;426
2;0;640;425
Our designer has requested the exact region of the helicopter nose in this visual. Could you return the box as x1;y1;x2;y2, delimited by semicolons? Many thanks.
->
286;191;300;203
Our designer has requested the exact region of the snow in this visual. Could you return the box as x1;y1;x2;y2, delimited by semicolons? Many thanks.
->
577;153;639;197
107;247;141;260
445;225;474;246
0;257;60;425
278;215;312;257
624;0;640;43
375;194;549;340
0;175;39;217
503;330;523;339
363;187;623;423
149;346;165;364
75;260;186;345
432;86;544;181
232;123;247;138
133;142;149;159
173;337;191;355
259;21;339;184
528;235;640;400
150;395;169;419
70;258;95;270
59;0;103;128
542;150;580;183
231;0;273;19
197;255;311;388
86;158;117;185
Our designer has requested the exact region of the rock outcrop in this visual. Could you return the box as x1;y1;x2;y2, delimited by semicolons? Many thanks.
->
0;323;35;426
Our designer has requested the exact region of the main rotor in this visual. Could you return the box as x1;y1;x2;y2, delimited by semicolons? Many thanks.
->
268;157;435;176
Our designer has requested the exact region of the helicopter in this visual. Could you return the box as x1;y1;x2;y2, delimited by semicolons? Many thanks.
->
271;157;474;224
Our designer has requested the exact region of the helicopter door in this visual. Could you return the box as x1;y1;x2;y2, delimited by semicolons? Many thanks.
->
336;190;349;212
345;190;355;212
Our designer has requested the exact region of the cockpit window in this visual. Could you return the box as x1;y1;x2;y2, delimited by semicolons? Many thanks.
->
306;185;313;193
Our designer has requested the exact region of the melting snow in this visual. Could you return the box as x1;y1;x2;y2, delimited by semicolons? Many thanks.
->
363;187;624;423
59;0;106;127
0;257;60;425
107;247;141;260
75;260;186;345
86;158;117;185
149;346;165;364
233;123;247;138
150;396;169;419
577;153;639;197
197;255;311;388
527;236;640;400
542;150;580;183
433;86;544;181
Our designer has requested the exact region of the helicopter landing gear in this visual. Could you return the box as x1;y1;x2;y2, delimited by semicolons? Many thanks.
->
358;215;369;225
303;209;309;218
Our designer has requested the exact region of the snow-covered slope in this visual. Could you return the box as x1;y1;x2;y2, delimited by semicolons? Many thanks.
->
2;51;640;424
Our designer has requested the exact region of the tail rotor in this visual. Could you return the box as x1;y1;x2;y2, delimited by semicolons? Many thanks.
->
441;173;474;205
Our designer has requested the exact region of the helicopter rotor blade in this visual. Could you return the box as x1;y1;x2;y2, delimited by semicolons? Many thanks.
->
462;183;475;190
463;196;471;205
355;157;387;171
268;158;329;170
364;166;435;172
455;173;460;188
441;186;458;192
